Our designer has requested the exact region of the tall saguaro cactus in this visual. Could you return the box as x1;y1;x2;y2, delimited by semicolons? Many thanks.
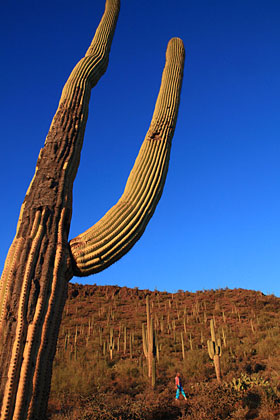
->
142;296;157;387
207;319;222;383
0;0;185;419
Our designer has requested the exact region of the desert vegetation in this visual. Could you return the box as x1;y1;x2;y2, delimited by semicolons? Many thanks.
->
47;284;280;419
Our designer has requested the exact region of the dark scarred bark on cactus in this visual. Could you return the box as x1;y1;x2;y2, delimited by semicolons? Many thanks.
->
0;0;185;418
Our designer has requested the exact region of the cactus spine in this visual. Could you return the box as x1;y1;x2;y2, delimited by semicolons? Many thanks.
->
0;0;184;417
207;319;222;383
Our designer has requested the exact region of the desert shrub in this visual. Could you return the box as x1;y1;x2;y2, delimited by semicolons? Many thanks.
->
109;358;147;395
255;383;280;413
182;382;239;420
220;349;239;378
255;335;280;358
51;355;111;396
229;404;248;420
78;389;179;420
183;349;212;381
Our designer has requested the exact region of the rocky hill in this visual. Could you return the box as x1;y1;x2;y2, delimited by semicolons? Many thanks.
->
48;283;280;419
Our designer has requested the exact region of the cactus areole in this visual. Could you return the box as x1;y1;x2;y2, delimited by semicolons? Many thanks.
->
0;1;185;419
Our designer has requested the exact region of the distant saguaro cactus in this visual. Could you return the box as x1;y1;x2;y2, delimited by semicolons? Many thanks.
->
207;319;222;383
109;327;114;360
142;296;157;387
0;0;184;418
180;332;185;360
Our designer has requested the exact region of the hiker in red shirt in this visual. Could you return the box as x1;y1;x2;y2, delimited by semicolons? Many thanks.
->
175;372;187;400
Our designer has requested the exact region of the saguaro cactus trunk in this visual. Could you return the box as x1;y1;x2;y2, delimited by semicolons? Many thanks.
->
142;296;157;387
0;1;185;419
207;319;222;383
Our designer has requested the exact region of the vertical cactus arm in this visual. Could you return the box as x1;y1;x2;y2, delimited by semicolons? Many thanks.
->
214;354;222;383
217;338;222;357
208;320;222;383
181;332;185;360
142;323;148;358
14;0;120;241
58;0;120;109
146;296;151;332
207;339;214;360
148;317;154;356
210;319;216;342
69;37;185;276
0;2;120;419
109;327;114;359
148;318;155;380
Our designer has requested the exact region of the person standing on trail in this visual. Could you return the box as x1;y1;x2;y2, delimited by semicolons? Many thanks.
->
175;372;187;400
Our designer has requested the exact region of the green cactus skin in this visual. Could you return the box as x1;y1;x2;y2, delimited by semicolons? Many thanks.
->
0;0;184;417
207;319;222;383
69;37;185;275
230;373;269;392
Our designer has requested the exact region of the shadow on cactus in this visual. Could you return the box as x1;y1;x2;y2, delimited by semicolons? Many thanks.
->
0;0;185;419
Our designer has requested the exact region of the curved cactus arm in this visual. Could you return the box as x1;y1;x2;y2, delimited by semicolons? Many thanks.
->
69;37;185;276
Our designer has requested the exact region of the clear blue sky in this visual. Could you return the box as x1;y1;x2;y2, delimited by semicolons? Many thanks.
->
1;1;280;296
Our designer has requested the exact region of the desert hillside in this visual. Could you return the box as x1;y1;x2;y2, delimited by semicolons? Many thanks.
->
48;284;280;419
